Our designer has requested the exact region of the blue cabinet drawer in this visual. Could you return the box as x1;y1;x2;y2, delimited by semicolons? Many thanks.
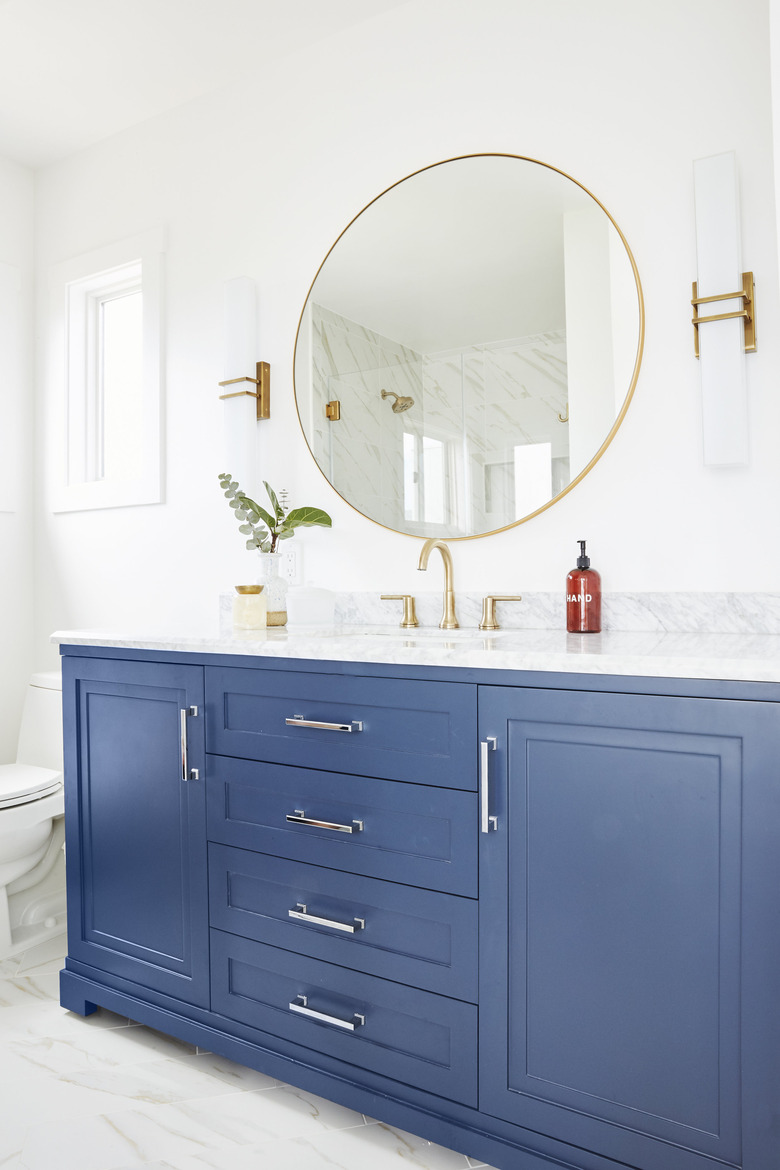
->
210;929;478;1106
205;666;477;788
206;755;477;896
209;843;478;1001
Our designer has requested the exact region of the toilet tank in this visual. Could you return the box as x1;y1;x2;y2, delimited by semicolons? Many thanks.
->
16;671;64;773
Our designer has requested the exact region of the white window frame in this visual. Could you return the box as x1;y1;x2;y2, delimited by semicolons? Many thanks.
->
49;228;165;512
0;261;22;513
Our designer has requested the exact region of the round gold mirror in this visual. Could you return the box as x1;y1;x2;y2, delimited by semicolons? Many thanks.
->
294;153;644;540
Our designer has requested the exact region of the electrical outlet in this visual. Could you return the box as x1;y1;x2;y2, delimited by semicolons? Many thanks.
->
280;548;302;585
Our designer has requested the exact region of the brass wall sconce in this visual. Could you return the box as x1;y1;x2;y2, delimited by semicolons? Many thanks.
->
692;151;752;467
691;271;756;359
220;276;270;488
219;361;271;420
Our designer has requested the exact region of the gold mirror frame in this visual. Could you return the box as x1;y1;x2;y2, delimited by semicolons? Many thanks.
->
293;152;645;541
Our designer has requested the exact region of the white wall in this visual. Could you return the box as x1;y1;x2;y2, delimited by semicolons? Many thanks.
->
34;0;780;662
0;153;35;755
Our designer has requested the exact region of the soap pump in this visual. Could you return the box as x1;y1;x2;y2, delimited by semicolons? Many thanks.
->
566;540;601;633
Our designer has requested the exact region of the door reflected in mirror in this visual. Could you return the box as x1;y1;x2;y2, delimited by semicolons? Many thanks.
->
294;154;643;540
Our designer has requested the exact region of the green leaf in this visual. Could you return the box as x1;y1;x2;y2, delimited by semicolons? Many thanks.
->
277;528;295;540
284;506;333;530
235;494;273;527
238;523;254;535
250;503;277;530
245;538;257;550
264;481;285;522
229;498;241;509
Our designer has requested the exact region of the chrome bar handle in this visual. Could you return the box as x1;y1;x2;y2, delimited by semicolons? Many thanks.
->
480;736;497;832
286;715;363;733
286;809;364;834
180;706;199;782
289;994;365;1031
288;903;365;933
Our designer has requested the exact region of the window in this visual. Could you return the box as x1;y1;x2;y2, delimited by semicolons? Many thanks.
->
0;262;22;513
403;429;459;531
49;229;164;512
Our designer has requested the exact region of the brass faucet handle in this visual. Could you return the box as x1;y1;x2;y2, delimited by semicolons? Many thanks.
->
380;594;419;629
479;594;523;631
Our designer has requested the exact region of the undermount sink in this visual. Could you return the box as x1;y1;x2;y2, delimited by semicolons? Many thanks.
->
357;626;497;640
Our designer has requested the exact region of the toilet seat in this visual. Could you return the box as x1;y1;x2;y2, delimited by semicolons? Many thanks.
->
0;764;62;810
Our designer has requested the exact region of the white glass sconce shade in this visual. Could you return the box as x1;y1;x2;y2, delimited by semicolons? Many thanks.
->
693;152;749;467
222;277;258;486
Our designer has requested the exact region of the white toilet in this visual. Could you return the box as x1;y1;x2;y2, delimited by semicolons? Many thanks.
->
0;671;65;960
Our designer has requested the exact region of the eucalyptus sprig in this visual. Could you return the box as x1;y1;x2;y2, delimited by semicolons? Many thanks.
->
219;472;332;553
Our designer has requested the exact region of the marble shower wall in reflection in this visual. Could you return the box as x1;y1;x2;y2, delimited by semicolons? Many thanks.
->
310;303;568;534
310;303;422;530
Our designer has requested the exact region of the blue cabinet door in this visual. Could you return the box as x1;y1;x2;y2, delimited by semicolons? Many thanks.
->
479;685;780;1170
63;657;209;1007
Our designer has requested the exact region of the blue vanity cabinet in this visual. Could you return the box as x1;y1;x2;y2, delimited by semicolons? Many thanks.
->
61;656;210;1009
58;648;780;1170
478;685;780;1170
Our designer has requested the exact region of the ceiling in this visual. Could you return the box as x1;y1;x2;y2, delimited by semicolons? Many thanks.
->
312;156;600;351
0;0;407;168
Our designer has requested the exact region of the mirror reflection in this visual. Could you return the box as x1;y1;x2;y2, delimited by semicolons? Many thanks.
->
294;154;643;539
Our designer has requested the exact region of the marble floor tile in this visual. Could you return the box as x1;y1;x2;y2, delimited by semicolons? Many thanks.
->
1;995;132;1040
181;1052;278;1092
0;942;496;1170
101;1120;475;1169
14;934;68;974
0;1051;267;1130
0;1123;26;1167
18;1084;370;1169
0;953;23;977
0;971;60;1007
0;1013;196;1081
146;1081;371;1143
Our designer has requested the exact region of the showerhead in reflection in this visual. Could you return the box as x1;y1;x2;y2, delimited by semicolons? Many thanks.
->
381;389;414;413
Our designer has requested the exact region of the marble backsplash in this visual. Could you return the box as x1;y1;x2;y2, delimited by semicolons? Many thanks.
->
219;591;780;636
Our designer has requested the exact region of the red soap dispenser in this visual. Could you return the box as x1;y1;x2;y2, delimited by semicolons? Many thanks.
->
566;540;601;633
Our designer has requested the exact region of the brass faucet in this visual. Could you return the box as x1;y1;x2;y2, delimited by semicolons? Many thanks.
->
417;538;459;629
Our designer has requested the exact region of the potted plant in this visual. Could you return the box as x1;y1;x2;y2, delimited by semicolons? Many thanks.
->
219;473;332;625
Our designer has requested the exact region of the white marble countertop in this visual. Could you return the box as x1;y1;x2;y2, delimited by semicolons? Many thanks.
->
51;624;780;684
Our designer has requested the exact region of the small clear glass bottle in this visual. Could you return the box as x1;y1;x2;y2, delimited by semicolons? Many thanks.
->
232;585;267;630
